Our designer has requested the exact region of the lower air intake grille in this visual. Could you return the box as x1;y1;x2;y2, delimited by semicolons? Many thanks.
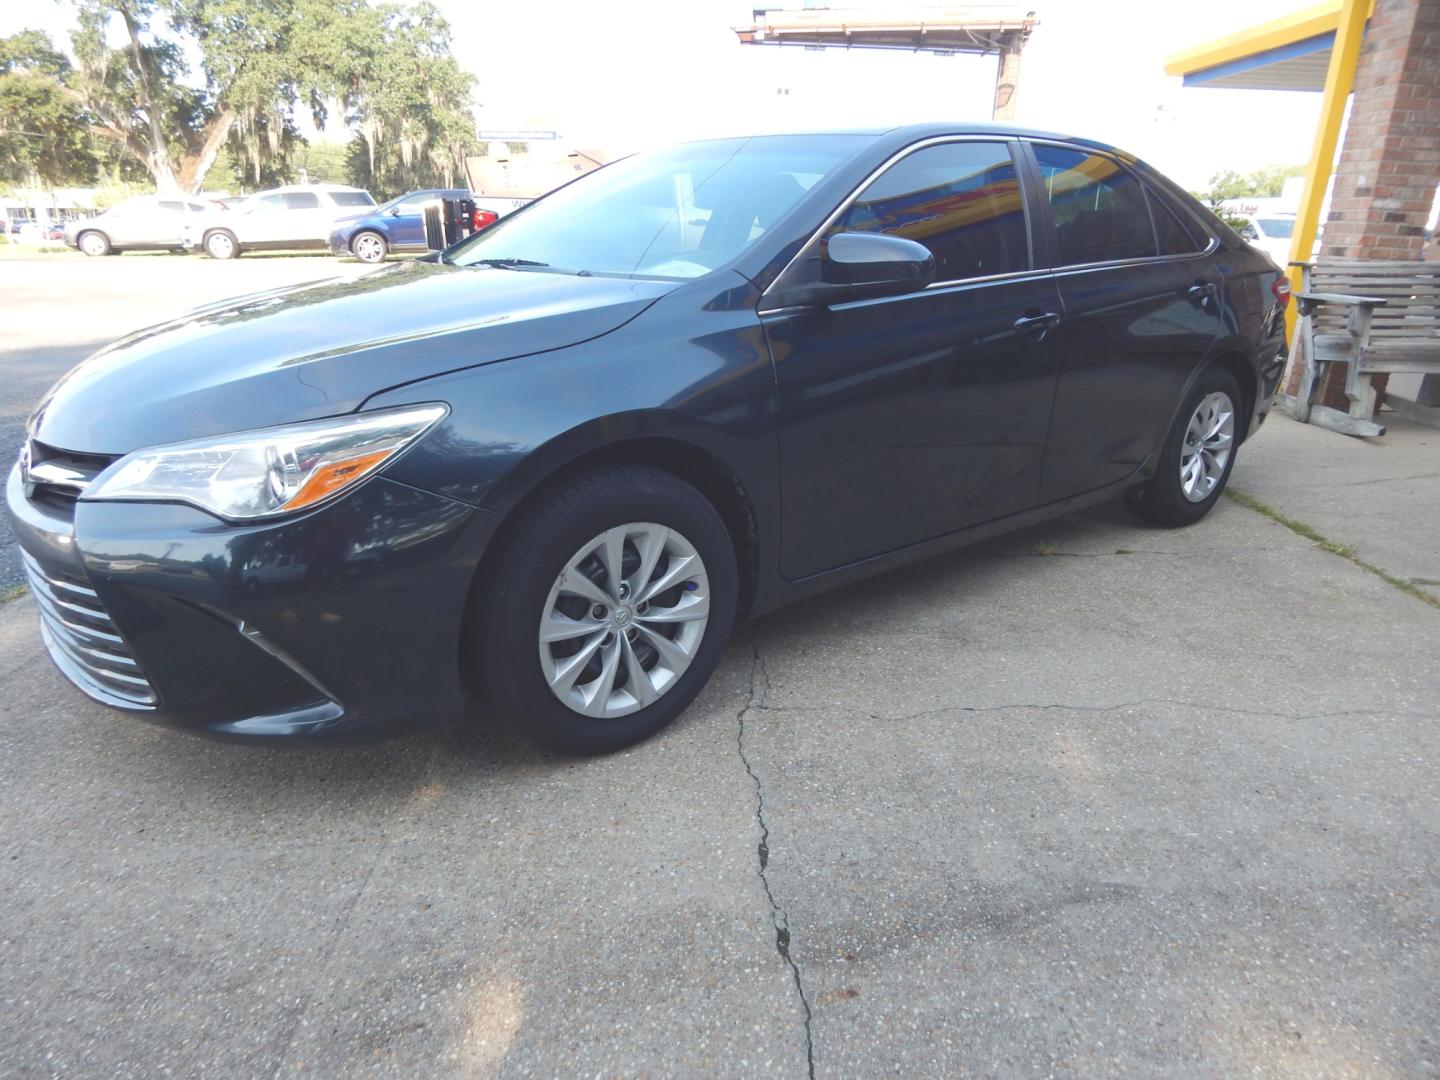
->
21;550;157;708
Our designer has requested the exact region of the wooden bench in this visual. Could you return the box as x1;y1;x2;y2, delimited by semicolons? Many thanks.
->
1290;259;1440;437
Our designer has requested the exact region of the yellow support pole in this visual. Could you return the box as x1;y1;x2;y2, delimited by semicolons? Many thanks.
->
1285;0;1368;340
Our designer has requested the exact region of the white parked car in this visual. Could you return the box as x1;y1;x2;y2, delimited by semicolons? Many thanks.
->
186;185;376;259
64;196;215;256
1234;212;1297;265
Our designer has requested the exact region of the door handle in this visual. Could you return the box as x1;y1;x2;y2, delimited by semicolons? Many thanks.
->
1013;311;1061;338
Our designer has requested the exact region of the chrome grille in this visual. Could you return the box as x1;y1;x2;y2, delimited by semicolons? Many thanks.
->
20;439;113;502
20;550;157;708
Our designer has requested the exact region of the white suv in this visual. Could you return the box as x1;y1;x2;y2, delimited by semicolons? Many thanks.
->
187;185;376;259
64;196;215;256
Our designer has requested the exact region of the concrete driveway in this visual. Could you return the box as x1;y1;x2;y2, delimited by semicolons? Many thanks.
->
1;256;1437;1077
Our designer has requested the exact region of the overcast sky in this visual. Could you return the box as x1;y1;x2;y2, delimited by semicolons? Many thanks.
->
3;0;1325;190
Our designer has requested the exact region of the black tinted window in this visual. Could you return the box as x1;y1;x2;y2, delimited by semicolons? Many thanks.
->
1148;188;1202;255
284;192;320;210
158;200;185;212
330;192;375;207
1034;146;1155;265
830;142;1028;280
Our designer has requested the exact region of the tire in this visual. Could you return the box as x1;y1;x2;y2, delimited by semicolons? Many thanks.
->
467;465;739;755
77;230;110;257
351;230;388;264
204;230;239;260
1126;366;1243;527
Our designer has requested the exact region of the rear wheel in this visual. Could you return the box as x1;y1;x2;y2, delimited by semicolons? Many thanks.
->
351;230;387;263
467;465;738;755
77;230;110;257
1126;366;1241;527
204;230;239;259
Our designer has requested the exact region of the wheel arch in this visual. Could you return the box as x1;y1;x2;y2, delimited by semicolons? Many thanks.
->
351;227;386;249
1203;346;1260;442
472;430;762;617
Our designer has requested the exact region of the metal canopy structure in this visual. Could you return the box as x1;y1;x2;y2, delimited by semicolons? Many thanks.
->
1164;0;1375;341
1163;0;1374;91
734;6;1039;119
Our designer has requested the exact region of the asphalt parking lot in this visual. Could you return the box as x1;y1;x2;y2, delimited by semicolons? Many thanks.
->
2;255;1438;1077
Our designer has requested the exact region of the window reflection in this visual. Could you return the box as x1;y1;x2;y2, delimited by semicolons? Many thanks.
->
1034;146;1156;265
828;142;1029;282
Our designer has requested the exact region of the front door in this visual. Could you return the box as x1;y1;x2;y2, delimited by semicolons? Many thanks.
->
767;139;1062;580
1026;143;1226;502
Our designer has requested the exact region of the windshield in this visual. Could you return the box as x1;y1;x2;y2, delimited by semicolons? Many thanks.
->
1258;217;1295;238
448;135;867;279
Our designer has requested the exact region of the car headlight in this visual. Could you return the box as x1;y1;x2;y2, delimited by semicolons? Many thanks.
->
83;404;447;521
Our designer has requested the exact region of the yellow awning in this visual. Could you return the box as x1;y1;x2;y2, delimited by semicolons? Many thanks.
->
1163;0;1373;91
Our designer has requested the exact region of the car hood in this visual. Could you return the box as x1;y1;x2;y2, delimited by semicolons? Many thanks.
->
30;260;675;454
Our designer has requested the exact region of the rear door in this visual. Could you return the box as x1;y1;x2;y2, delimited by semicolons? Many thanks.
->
768;138;1063;579
154;200;188;246
1024;142;1224;502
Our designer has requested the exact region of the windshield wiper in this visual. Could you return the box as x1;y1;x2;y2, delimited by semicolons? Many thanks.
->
468;257;593;277
473;257;550;268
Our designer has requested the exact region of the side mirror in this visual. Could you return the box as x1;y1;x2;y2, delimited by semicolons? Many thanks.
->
769;232;936;308
824;232;936;298
389;208;402;217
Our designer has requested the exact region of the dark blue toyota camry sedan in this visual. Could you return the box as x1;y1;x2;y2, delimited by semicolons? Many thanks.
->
6;124;1290;754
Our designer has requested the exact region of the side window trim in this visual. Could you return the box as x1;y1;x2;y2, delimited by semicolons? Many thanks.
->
825;138;1034;284
760;134;1045;310
1021;138;1218;271
1141;180;1204;255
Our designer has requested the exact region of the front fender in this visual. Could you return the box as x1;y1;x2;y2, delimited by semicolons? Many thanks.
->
362;284;779;519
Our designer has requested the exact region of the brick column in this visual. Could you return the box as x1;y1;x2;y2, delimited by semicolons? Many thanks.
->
1286;0;1440;410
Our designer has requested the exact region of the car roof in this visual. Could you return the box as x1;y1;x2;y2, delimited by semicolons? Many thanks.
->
250;184;370;195
690;122;1124;153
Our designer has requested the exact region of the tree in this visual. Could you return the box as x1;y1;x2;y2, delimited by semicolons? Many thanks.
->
64;0;477;196
0;31;100;188
342;3;478;199
1194;164;1305;206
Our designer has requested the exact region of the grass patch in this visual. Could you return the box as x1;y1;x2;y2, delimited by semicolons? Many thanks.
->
1225;488;1440;610
0;583;26;606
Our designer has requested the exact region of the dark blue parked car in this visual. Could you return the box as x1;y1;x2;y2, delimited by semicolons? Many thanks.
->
7;125;1290;755
327;188;469;263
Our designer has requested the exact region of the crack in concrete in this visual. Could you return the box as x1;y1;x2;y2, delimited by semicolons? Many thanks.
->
736;635;816;1080
757;699;1437;725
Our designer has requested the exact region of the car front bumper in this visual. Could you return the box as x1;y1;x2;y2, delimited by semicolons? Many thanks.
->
327;230;352;256
5;462;499;742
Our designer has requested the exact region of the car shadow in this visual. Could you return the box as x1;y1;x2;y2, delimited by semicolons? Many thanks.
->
85;497;1151;801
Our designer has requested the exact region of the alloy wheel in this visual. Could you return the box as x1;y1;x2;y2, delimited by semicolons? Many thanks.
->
1180;390;1234;503
79;232;107;256
537;522;711;719
206;232;235;259
353;233;385;263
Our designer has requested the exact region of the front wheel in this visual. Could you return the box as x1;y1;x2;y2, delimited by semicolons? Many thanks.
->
203;230;239;259
77;230;110;257
1126;366;1242;527
467;465;738;755
351;230;387;263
